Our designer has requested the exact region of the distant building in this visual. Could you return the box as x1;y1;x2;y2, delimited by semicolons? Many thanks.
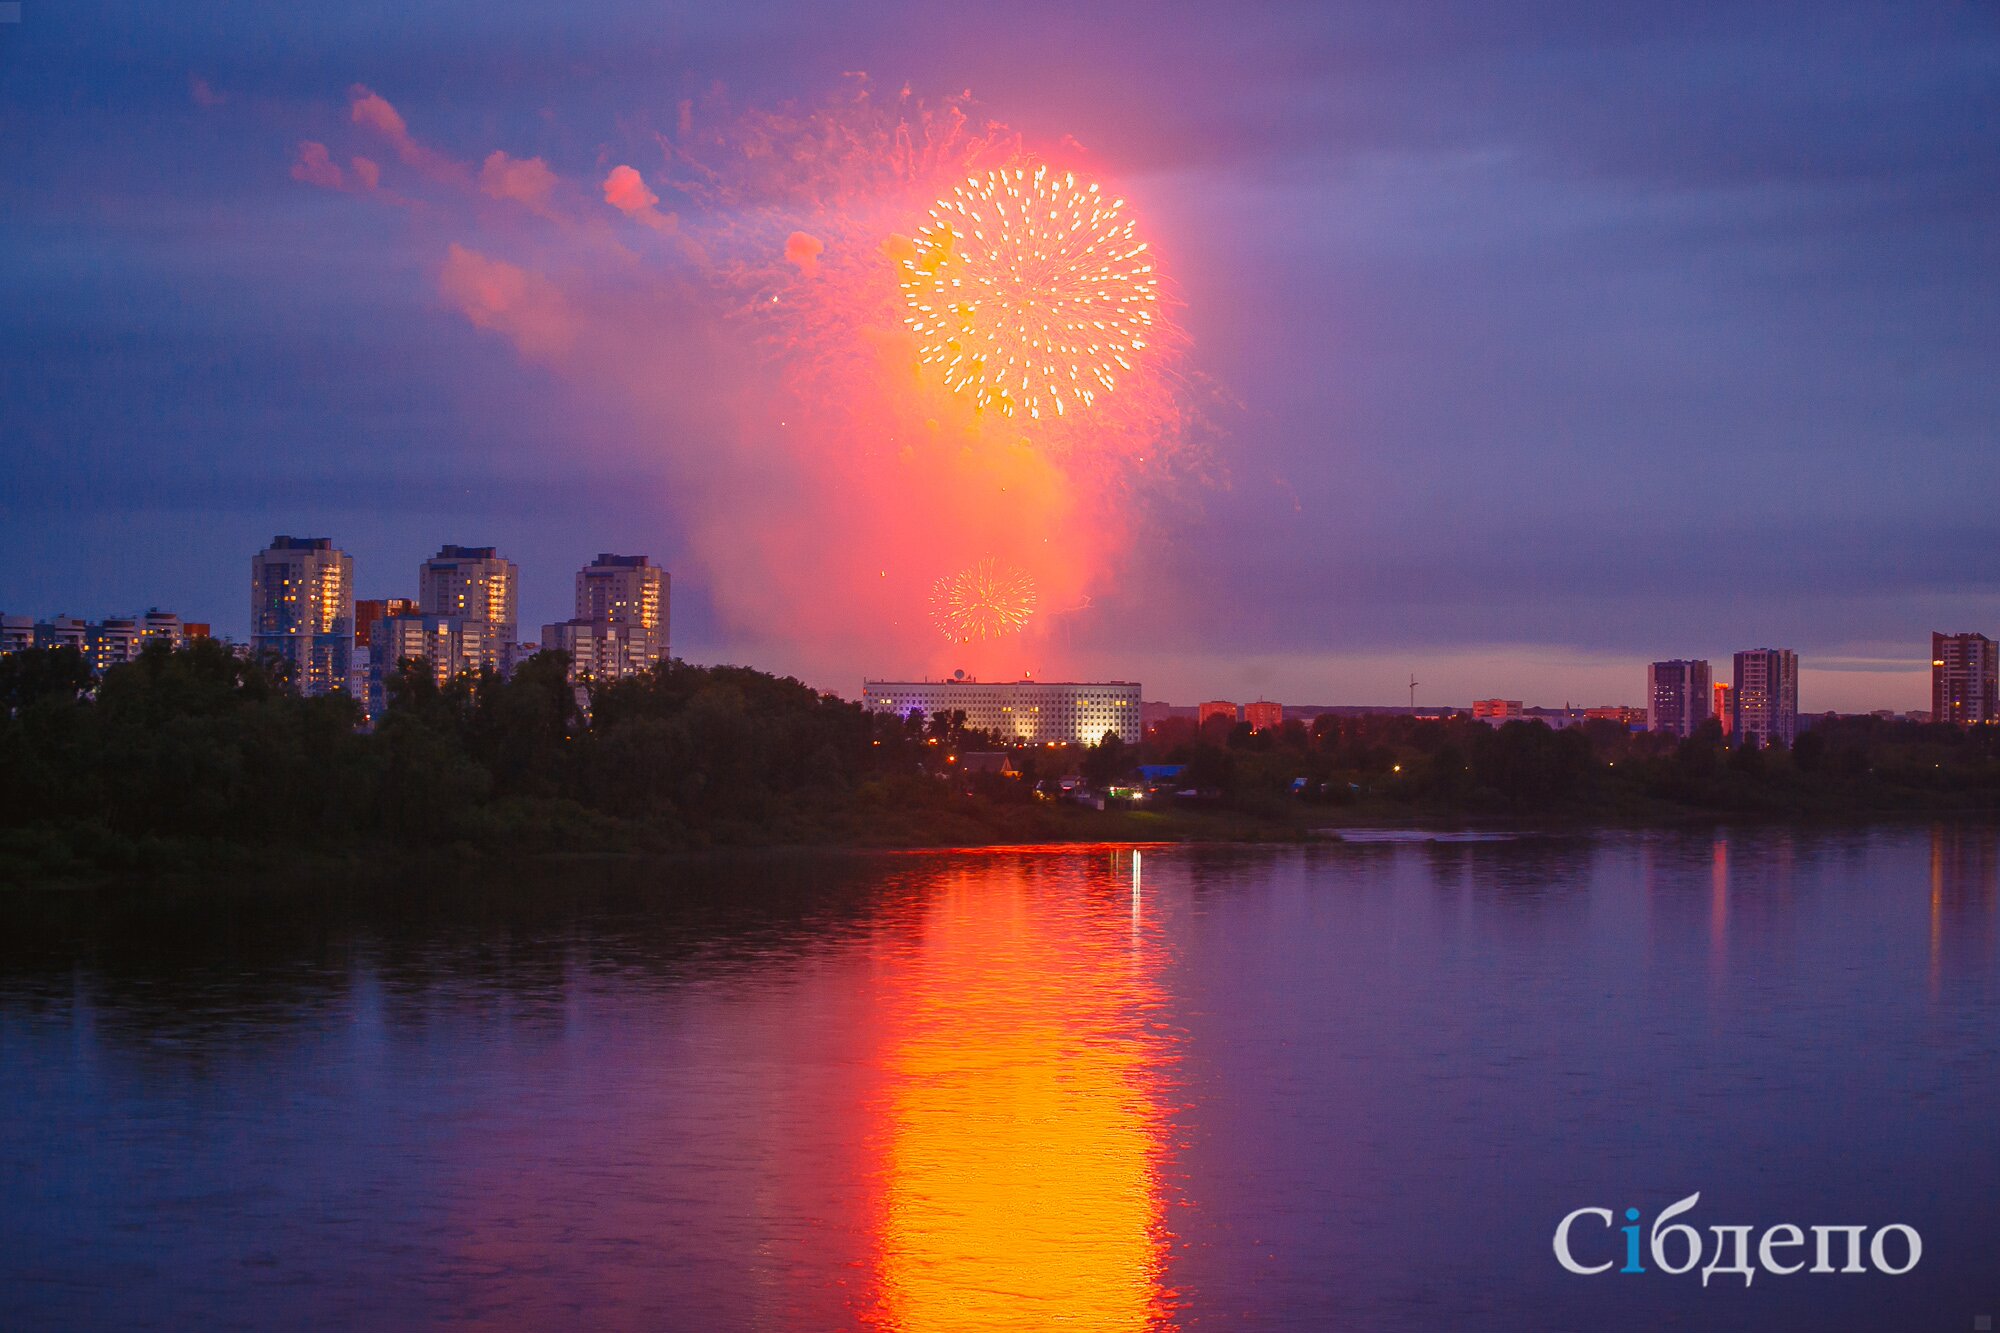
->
354;598;417;651
1471;699;1524;723
577;553;667;638
252;536;354;696
1197;700;1240;729
1732;649;1799;748
1713;682;1733;736
33;616;88;655
1244;700;1284;732
1932;632;1998;726
367;613;494;718
543;553;669;684
862;677;1142;745
0;615;32;655
540;618;660;684
87;618;142;674
1583;705;1647;729
419;545;518;646
1647;660;1713;738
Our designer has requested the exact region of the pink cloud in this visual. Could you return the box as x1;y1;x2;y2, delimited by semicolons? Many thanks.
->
190;75;226;108
351;156;381;191
348;84;468;184
480;151;559;213
784;230;825;276
602;165;674;231
438;244;575;359
290;141;346;190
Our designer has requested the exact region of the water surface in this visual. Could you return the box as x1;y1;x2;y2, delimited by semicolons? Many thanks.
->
2;827;1996;1329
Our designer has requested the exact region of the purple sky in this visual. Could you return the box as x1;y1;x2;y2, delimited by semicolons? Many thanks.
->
3;2;1997;709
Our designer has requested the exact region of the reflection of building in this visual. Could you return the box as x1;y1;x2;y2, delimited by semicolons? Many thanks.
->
420;545;518;646
252;536;354;696
1714;683;1732;736
1932;632;1997;726
1647;660;1712;738
1471;699;1523;723
863;678;1142;745
1732;648;1799;747
1197;700;1239;729
1244;700;1283;732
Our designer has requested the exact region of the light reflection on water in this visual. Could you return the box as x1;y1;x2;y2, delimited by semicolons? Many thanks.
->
1;828;1998;1330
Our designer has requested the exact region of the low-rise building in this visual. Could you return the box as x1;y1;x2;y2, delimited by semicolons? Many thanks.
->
863;677;1142;745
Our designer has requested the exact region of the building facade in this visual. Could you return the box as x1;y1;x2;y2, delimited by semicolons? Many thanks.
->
1471;699;1524;723
1197;700;1240;729
420;545;518;646
1713;682;1733;735
252;536;354;696
1732;648;1799;748
367;613;494;718
862;678;1143;745
577;553;666;638
540;618;661;684
1647;659;1713;738
1932;632;1998;726
354;598;417;652
1244;700;1284;732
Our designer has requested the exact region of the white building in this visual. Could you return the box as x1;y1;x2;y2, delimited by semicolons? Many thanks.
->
861;676;1142;745
252;535;354;696
542;554;669;684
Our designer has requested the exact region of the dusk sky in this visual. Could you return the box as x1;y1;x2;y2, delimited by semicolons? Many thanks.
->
4;2;1996;710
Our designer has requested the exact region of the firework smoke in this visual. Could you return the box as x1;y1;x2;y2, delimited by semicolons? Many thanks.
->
291;79;1202;679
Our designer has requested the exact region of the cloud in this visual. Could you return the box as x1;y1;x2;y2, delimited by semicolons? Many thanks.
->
290;141;346;190
189;75;225;108
602;164;674;231
351;156;381;191
348;84;468;184
784;230;824;275
480;151;559;214
437;244;576;359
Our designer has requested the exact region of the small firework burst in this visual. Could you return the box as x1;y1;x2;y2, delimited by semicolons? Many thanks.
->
929;560;1038;642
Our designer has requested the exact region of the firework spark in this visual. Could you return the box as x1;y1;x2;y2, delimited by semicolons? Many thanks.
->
930;560;1039;643
900;162;1158;423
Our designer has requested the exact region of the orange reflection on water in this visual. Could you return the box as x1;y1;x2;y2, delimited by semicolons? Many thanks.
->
864;853;1177;1332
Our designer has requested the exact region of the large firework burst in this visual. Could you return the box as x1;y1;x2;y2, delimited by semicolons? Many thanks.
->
929;559;1039;643
900;163;1158;422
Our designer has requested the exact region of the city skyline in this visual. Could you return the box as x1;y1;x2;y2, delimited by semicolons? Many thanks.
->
5;5;1997;712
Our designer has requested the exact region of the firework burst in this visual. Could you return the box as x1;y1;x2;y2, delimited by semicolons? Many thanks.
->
929;560;1039;643
900;162;1158;423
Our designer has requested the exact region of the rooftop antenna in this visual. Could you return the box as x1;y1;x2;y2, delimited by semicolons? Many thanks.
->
1408;673;1419;710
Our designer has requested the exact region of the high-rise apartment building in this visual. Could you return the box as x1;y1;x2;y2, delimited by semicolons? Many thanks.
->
1713;682;1733;735
544;553;669;683
1647;659;1713;738
576;553;666;638
862;678;1142;745
252;536;354;696
1932;632;1998;726
420;545;518;645
354;598;417;651
1245;700;1284;732
1732;649;1799;748
87;618;143;674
